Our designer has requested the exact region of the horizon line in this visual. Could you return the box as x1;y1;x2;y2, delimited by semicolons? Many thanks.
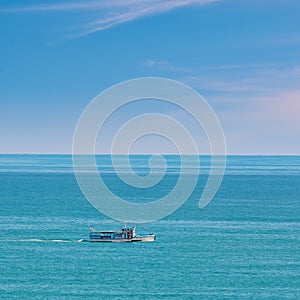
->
0;153;299;156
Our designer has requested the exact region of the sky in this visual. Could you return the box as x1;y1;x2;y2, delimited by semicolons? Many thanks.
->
0;0;299;154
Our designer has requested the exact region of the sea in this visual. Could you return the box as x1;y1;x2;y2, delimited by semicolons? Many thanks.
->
0;155;299;299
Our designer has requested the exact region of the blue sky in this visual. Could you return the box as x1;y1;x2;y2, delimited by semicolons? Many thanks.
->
0;0;299;154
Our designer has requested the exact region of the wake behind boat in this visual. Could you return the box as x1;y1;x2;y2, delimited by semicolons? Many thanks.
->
89;226;155;242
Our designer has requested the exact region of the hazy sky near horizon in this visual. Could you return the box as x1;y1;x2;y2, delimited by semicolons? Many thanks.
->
0;0;299;154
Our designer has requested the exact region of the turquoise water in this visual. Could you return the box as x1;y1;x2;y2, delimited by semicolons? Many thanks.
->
0;155;300;299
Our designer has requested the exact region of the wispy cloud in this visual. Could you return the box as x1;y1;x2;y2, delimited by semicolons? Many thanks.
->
142;59;300;94
141;60;188;72
1;0;219;36
1;0;140;12
142;58;300;153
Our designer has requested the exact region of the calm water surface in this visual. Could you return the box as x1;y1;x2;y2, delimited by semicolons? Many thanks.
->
0;155;299;299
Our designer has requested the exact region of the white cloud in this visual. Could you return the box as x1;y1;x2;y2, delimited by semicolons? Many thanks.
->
2;0;219;36
142;59;300;93
141;60;187;72
1;0;143;12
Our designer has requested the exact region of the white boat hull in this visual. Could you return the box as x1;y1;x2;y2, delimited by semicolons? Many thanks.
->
131;235;156;242
90;235;155;242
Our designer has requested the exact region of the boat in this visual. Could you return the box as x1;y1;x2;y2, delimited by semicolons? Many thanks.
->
89;226;155;242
